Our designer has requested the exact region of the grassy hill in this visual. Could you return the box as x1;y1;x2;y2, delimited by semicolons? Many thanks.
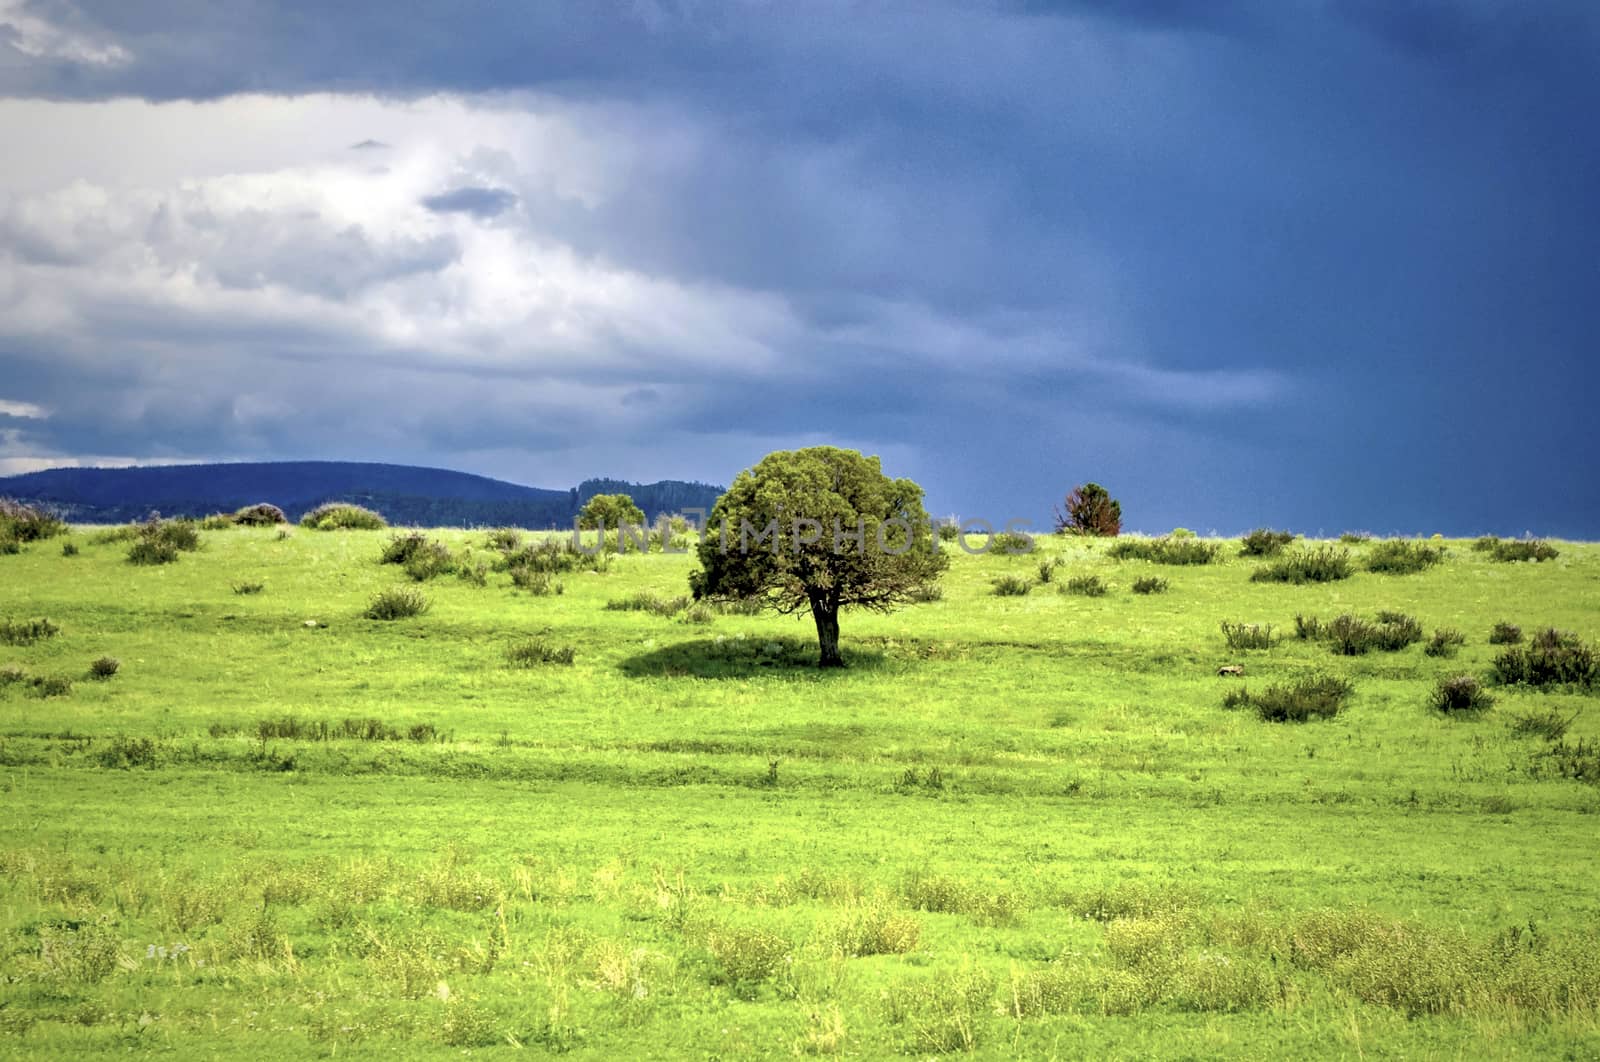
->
0;461;722;527
1;525;1597;1057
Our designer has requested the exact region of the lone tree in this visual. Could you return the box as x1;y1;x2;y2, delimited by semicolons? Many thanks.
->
690;447;947;667
577;492;646;530
1055;482;1122;536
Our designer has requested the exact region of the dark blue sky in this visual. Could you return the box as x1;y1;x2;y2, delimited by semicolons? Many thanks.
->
0;1;1595;535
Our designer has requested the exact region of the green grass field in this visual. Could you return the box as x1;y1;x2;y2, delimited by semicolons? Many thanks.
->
2;526;1598;1058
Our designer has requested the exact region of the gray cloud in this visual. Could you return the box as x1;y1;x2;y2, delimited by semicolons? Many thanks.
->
420;185;517;218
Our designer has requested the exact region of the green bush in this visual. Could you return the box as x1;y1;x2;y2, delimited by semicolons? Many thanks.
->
60;541;78;556
1339;532;1373;544
1239;528;1295;557
484;527;522;551
990;575;1032;597
0;497;68;545
1366;540;1446;575
1063;574;1108;597
1225;675;1354;722
232;581;265;595
1220;621;1276;650
501;539;609;575
1249;546;1353;584
28;674;74;698
1;616;60;646
1107;536;1222;565
1423;628;1465;657
125;515;201;565
987;530;1035;555
402;541;454;582
301;502;387;530
510;567;564;595
1036;557;1062;583
1431;675;1493;713
606;592;688;617
364;587;430;620
379;531;430;565
1489;622;1523;645
1490;629;1598;688
127;537;180;565
198;513;236;530
1509;708;1574;741
1299;611;1422;655
505;639;576;667
1476;536;1559;562
88;656;120;680
233;502;288;526
1131;576;1168;595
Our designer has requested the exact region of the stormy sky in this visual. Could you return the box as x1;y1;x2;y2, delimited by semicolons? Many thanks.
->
0;1;1596;534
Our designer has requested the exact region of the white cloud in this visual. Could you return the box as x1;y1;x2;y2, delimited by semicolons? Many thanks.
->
0;0;129;67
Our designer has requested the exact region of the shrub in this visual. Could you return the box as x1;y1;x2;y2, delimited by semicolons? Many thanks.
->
1054;483;1121;536
484;527;522;551
127;537;179;565
301;502;387;530
1302;611;1422;655
606;592;688;616
1488;539;1559;563
505;638;576;667
1220;621;1276;650
88;656;120;680
60;541;78;556
1036;557;1062;583
232;580;265;595
1489;621;1523;645
990;575;1032;597
577;492;646;531
28;674;74;698
1249;546;1353;584
1431;675;1493;713
987;530;1035;555
1;616;60;646
1339;532;1373;544
501;539;610;575
456;561;488;587
1239;528;1295;557
0;497;68;544
1131;576;1168;594
680;602;716;624
510;567;564;595
1107;536;1222;565
936;522;961;543
1226;675;1354;722
364;587;430;620
1062;574;1107;597
1490;629;1598;688
829;900;921;957
379;531;430;565
703;924;792;985
1423;628;1465;657
233;502;288;526
0;664;26;685
198;513;236;530
402;541;454;582
1509;708;1575;741
1365;540;1446;575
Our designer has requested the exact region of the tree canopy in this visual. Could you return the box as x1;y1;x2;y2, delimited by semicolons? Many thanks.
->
1055;482;1122;536
690;446;947;667
577;492;646;530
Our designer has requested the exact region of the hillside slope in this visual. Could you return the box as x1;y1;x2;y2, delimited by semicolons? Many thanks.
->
0;461;722;526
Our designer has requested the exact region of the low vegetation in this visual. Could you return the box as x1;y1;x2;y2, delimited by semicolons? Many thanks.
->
1223;674;1355;722
1107;535;1222;565
1365;539;1446;575
1239;528;1295;557
363;586;430;620
1248;545;1353;584
301;502;387;530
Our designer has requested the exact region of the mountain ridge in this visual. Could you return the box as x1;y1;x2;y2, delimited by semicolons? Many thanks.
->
0;461;723;527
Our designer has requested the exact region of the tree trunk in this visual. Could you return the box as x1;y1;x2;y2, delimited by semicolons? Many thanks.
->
812;603;844;668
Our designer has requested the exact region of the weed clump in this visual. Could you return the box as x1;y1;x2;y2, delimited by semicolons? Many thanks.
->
60;541;78;557
1476;536;1559;562
232;580;265;595
484;527;522;551
88;656;120;680
1249;546;1353;584
125;515;201;565
606;592;689;617
1108;536;1221;565
1063;574;1108;597
1225;675;1354;722
1509;709;1575;741
1366;540;1446;575
1489;622;1523;645
990;575;1032;597
1239;528;1295;557
1295;611;1422;655
1220;622;1276;650
0;498;68;547
1431;675;1493;713
364;587;430;620
301;502;387;530
505;639;576;667
1490;629;1598;688
1131;576;1168;595
1;616;60;646
1423;628;1466;657
510;567;564;596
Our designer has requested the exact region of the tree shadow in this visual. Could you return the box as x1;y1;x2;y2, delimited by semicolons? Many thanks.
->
617;635;887;680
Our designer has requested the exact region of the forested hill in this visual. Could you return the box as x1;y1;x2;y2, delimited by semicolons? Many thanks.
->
0;462;723;527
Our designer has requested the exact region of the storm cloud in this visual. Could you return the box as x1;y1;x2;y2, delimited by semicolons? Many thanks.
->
0;1;1595;532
